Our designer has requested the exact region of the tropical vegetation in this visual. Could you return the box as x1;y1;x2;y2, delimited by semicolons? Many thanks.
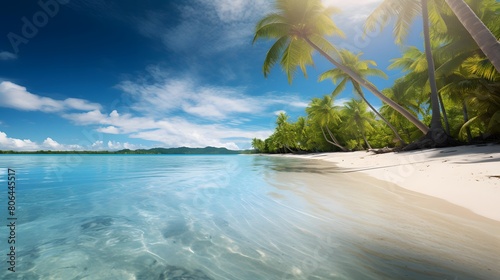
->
252;0;499;153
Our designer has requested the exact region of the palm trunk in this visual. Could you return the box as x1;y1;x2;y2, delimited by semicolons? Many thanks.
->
422;0;444;132
320;126;348;151
326;126;349;152
304;37;430;134
354;83;407;145
462;100;473;143
362;133;372;150
444;0;500;73
438;92;450;134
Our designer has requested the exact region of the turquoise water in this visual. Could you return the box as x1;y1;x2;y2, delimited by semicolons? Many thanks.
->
0;155;499;279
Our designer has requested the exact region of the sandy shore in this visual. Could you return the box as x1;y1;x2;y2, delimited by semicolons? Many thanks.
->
267;159;500;278
276;144;500;222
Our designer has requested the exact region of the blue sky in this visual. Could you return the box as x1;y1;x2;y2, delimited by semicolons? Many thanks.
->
0;0;423;151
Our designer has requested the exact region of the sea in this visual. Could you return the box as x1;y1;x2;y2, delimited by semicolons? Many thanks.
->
0;155;499;279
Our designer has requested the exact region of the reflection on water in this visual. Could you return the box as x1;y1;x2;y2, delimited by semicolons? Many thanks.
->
0;155;498;279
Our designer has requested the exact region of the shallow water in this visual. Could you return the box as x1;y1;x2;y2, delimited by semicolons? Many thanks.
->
0;155;499;279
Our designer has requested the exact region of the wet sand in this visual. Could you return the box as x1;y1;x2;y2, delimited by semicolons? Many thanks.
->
266;157;500;279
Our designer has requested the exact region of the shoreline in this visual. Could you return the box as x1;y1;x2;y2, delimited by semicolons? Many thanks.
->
272;144;500;222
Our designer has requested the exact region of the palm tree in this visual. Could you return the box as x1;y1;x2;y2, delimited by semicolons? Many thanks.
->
443;0;500;73
293;116;308;150
274;112;297;153
365;0;448;144
251;138;266;153
341;99;377;149
319;49;406;145
306;95;348;151
253;0;429;134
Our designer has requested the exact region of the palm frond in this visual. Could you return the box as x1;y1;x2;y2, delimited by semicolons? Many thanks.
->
254;13;286;31
364;0;398;36
318;68;343;83
332;78;348;97
263;36;290;77
253;22;290;43
393;1;421;45
280;39;313;83
463;55;500;81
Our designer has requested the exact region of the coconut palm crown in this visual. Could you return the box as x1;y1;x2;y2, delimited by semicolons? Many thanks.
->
253;0;344;83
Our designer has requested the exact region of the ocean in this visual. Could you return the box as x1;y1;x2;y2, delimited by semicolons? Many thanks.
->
0;155;498;279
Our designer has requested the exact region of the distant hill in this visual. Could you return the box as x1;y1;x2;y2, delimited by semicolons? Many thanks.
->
0;146;247;154
115;146;242;154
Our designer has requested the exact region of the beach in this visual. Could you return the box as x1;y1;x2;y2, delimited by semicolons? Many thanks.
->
265;145;500;278
276;144;500;222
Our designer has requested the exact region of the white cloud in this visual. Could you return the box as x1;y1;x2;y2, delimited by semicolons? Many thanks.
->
0;51;17;61
0;131;39;151
129;117;271;150
106;141;143;151
0;81;102;113
3;78;279;150
334;98;351;107
62;110;107;125
97;126;121;134
322;0;383;22
41;137;84;151
274;110;286;116
64;98;102;111
91;141;104;149
118;76;260;120
0;131;123;151
42;137;62;149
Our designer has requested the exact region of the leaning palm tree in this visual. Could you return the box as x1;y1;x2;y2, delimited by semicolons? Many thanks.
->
306;96;348;151
365;0;448;144
443;0;500;73
381;79;426;143
253;0;429;134
319;49;406;145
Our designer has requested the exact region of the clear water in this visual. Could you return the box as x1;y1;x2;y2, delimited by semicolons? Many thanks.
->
0;155;498;279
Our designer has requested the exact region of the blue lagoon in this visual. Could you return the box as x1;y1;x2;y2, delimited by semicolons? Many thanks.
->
0;155;499;279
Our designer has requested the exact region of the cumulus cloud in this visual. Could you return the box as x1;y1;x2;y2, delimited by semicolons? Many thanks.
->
0;51;17;61
0;131;145;151
129;117;271;150
0;81;102;113
0;132;85;151
3;78;280;150
106;141;143;150
63;106;273;150
0;131;39;151
97;126;121;134
118;78;258;119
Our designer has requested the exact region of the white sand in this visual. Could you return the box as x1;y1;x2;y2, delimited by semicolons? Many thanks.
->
278;144;500;222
